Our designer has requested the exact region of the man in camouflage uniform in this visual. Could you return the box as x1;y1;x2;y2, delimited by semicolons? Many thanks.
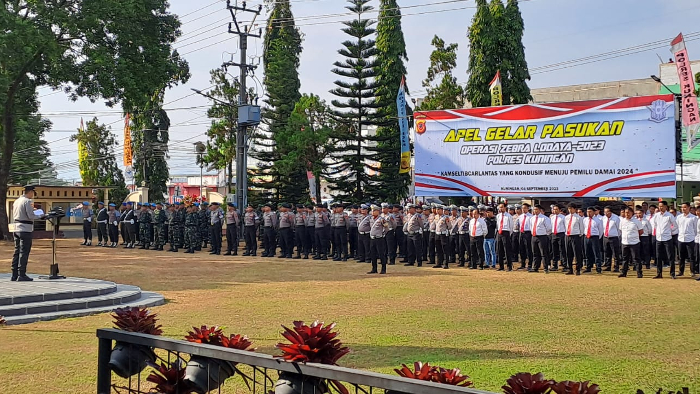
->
168;202;181;252
192;203;202;251
176;203;187;249
152;202;167;251
138;204;153;250
184;205;199;253
200;201;210;250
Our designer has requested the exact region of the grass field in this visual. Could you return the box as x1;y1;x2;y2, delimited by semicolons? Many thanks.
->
1;239;700;394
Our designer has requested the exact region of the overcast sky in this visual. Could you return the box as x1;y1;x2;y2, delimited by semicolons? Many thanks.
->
36;0;700;182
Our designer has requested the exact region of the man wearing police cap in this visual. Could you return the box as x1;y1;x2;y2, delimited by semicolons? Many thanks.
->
293;205;308;259
357;204;371;262
368;205;389;274
278;203;294;258
347;205;360;259
10;185;46;281
95;201;109;246
403;204;424;267
224;202;240;256
331;203;349;261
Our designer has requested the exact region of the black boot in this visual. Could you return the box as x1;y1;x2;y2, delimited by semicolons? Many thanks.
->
10;270;18;281
17;274;33;282
303;254;309;259
224;251;232;256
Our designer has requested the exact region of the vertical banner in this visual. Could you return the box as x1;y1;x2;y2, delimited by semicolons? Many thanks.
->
78;118;88;180
489;70;503;107
670;33;700;150
397;76;411;174
123;113;133;167
307;169;317;202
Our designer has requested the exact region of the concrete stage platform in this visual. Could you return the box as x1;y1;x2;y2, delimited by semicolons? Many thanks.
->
0;274;164;325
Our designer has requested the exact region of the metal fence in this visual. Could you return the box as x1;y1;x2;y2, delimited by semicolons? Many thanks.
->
97;328;496;394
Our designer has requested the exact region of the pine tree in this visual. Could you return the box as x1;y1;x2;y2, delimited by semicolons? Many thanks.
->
327;0;381;203
417;36;465;111
10;111;53;185
466;0;498;108
252;0;304;204
70;118;129;203
130;92;171;200
370;0;411;202
503;0;532;104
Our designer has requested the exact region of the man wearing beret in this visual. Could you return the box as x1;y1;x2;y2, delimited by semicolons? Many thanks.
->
107;203;120;248
122;202;136;249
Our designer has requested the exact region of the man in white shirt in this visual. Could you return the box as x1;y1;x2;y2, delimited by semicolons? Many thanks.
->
602;206;622;272
529;204;552;273
676;202;697;277
635;209;653;270
619;207;644;278
583;207;604;274
654;200;678;279
517;203;534;270
468;208;487;269
510;205;520;266
11;185;46;281
565;203;585;275
647;204;658;265
496;203;514;271
550;204;566;271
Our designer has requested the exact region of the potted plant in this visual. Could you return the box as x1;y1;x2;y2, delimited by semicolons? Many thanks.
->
273;321;350;394
388;362;472;394
183;325;255;394
108;307;163;378
550;381;600;394
503;372;555;394
147;361;195;394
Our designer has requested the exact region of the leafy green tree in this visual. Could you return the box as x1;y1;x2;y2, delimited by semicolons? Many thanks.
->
417;36;466;111
200;68;239;193
252;0;304;204
371;0;411;202
131;92;172;200
0;1;188;238
327;0;381;203
70;118;129;204
277;94;335;201
502;0;532;104
466;0;498;108
10;100;53;185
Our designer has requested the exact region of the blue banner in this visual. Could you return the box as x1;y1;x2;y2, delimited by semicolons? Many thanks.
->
397;77;411;174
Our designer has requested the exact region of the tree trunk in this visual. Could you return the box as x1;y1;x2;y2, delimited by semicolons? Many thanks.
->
0;98;17;241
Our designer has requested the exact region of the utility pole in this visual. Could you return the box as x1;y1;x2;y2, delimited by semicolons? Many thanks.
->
224;0;262;235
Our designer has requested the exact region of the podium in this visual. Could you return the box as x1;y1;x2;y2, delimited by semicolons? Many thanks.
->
38;209;66;280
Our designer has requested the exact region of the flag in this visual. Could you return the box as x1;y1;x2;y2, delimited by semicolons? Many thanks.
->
307;170;317;201
489;70;503;107
670;33;700;150
123;113;133;167
78;118;88;182
397;76;411;174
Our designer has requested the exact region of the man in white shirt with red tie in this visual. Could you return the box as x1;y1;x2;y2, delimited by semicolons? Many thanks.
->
583;207;604;274
496;202;514;271
602;206;622;272
619;207;644;278
565;203;585;275
468;208;487;270
550;204;566;272
654;200;678;279
529;204;552;273
676;202;697;277
517;203;534;270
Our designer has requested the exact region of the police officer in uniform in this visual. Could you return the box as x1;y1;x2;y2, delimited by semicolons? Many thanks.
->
81;201;93;246
348;205;360;259
243;204;259;256
404;204;424;267
209;202;224;255
394;205;406;261
293;205;307;259
261;204;278;257
368;205;389;274
123;202;136;249
428;204;438;265
332;203;349;261
108;203;120;248
434;206;449;269
278;203;294;258
167;203;179;252
95;202;108;246
176;203;187;249
200;201;210;250
10;185;45;281
305;204;316;258
420;205;430;262
357;205;371;263
456;207;470;267
381;203;397;265
224;203;240;256
314;203;330;260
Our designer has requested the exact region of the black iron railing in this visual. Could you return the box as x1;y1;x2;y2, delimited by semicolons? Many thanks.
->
97;328;496;394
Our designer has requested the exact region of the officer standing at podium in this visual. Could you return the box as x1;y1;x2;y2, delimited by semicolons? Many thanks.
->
11;185;45;282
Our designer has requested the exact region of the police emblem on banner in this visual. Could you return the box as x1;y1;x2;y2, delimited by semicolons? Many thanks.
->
647;99;672;123
416;119;427;135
